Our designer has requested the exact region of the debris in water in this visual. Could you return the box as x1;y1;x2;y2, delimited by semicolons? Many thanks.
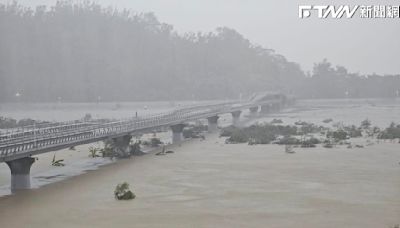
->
52;153;65;166
114;182;135;200
285;145;295;154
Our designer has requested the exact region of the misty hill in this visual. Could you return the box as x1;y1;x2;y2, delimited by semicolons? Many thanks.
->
0;1;399;102
0;1;304;102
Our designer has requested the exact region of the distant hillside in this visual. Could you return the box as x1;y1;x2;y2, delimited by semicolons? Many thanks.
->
0;1;398;102
0;1;304;102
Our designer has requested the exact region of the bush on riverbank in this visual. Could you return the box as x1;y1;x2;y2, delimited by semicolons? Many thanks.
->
141;137;163;147
343;125;363;138
327;129;348;141
301;138;321;147
276;136;300;145
276;136;320;147
183;124;207;139
0;116;50;129
270;119;283;124
378;122;400;139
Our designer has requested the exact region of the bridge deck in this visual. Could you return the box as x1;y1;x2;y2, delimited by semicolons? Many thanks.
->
0;99;284;162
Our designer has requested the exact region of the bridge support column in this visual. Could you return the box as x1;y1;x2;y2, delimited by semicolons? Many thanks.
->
6;157;35;192
249;106;259;118
260;104;270;114
170;124;185;144
231;110;242;127
112;135;132;158
207;116;219;133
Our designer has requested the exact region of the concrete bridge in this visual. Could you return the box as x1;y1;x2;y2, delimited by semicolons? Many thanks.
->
0;93;294;191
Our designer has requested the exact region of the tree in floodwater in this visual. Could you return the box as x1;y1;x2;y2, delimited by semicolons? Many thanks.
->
114;182;135;200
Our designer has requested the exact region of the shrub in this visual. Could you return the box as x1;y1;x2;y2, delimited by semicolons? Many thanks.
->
323;143;333;148
378;122;400;139
83;113;92;122
327;130;348;141
88;146;100;158
183;124;206;138
17;118;36;126
114;182;136;200
276;136;300;145
271;119;283;124
0;116;17;128
322;118;333;123
345;125;362;138
150;138;162;147
360;118;371;129
228;129;248;143
220;125;238;137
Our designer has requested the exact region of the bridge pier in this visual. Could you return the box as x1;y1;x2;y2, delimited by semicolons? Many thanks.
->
249;106;259;118
231;110;242;127
170;124;185;144
111;135;132;157
207;116;219;133
6;157;35;192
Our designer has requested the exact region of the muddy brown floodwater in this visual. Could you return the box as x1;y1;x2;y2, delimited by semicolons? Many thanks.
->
0;133;399;228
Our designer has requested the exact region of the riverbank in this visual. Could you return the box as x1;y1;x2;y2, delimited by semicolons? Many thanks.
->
0;133;398;228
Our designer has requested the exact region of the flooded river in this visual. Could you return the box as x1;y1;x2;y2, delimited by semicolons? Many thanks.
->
0;99;399;227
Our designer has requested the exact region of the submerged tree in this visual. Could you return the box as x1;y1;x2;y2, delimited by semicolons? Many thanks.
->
114;182;136;200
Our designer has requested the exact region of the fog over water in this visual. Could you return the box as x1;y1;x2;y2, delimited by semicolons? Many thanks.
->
0;99;399;227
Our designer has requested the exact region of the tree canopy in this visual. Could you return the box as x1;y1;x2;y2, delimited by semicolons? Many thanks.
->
0;1;398;102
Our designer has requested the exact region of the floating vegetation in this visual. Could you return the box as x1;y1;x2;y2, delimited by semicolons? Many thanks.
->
88;146;100;158
51;153;65;166
322;118;333;123
114;182;135;200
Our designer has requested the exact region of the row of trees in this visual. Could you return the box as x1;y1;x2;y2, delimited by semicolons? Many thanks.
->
298;59;400;99
0;1;399;102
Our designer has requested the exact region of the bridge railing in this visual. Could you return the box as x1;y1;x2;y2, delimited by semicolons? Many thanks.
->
0;98;284;160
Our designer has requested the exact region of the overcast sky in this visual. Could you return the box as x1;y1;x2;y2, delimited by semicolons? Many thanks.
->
2;0;400;75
